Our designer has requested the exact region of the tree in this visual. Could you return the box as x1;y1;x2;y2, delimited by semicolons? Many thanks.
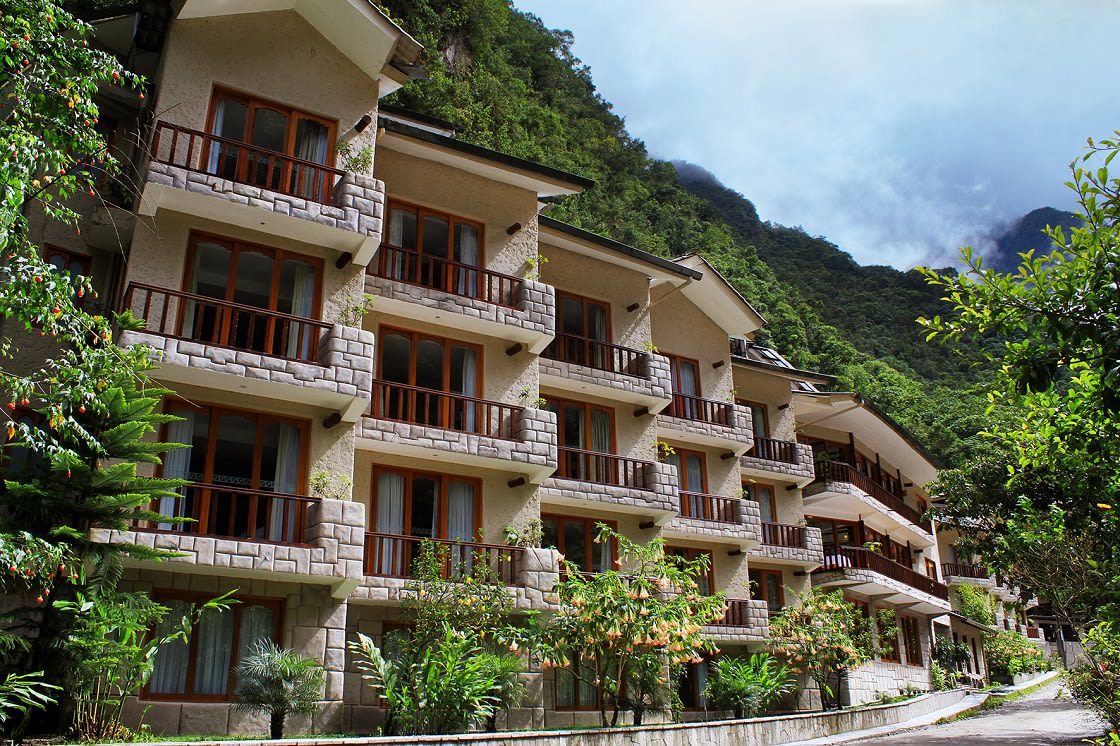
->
235;641;324;740
522;525;727;727
769;589;873;710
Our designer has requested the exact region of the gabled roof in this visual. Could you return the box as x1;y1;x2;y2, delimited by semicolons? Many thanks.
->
672;254;766;338
538;216;701;282
377;118;594;198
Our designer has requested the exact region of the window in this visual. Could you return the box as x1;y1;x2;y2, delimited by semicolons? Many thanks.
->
2;409;42;473
383;201;484;294
748;568;784;615
745;482;777;524
182;233;322;360
811;517;858;555
877;608;900;663
206;89;336;201
900;616;923;666
667;546;713;595
158;403;309;541
676;658;709;710
541;514;616;575
147;592;282;700
925;558;938;579
738;399;769;439
665;354;703;419
375;328;482;430
546;291;612;369
555;653;613;710
544;398;616;483
666;449;713;519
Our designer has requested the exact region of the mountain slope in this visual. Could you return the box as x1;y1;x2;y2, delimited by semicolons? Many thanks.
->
986;207;1079;273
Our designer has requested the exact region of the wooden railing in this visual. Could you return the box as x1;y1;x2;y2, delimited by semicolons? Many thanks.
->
370;380;521;440
817;547;949;600
363;532;523;585
150;120;344;204
813;461;928;529
370;244;521;308
679;491;739;524
747;436;799;465
1026;627;1041;639
555;447;653;490
541;333;646;378
762;521;806;549
138;483;318;544
666;392;732;426
941;562;990;579
123;282;330;364
709;599;762;628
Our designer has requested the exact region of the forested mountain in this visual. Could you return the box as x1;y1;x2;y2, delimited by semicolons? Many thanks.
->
987;207;1079;273
374;0;992;464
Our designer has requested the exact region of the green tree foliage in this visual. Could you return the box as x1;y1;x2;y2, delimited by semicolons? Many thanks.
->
235;641;324;740
956;585;995;626
701;653;794;719
983;629;1048;681
1067;622;1120;731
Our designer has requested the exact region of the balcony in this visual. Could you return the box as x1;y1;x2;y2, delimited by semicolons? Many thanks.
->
120;283;374;421
539;334;672;411
803;461;934;547
813;547;949;615
139;121;384;266
704;598;769;644
539;447;678;524
740;437;814;486
92;487;366;597
351;534;560;612
367;244;554;353
658;395;753;456
941;563;995;588
751;521;824;568
662;493;760;549
356;380;557;483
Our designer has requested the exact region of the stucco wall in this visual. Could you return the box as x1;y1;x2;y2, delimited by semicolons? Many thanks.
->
732;366;797;441
651;291;733;403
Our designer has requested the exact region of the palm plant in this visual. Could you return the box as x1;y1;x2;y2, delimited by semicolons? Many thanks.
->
703;653;795;718
235;641;324;739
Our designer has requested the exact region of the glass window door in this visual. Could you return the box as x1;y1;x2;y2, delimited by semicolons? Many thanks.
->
541;515;616;574
746;482;777;524
376;328;481;430
385;202;484;294
546;398;615;482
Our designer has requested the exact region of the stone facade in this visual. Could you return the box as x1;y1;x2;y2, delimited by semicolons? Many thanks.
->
804;477;935;546
704;598;770;645
664;497;762;547
812;567;950;613
741;441;815;484
751;524;824;567
539;350;673;409
658;401;755;456
539;460;680;522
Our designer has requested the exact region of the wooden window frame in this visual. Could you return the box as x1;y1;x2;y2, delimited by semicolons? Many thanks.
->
749;567;785;613
738;399;770;438
554;290;612;342
670;448;708;493
676;658;709;711
143;590;284;702
369;465;483;541
385;199;486;264
376;326;484;395
206;87;337;167
924;558;938;579
900;615;923;667
667;546;714;596
745;481;777;523
664;353;702;397
547;396;618;455
541;513;618;575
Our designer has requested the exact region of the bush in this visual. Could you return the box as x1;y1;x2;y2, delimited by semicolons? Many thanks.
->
932;636;972;673
1067;622;1120;731
956;585;995;626
984;629;1048;679
929;661;952;691
702;653;794;718
235;641;325;739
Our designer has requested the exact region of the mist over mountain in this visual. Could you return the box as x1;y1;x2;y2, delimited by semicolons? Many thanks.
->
981;207;1080;274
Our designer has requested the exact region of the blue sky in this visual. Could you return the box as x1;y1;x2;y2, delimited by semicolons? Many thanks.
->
514;0;1120;269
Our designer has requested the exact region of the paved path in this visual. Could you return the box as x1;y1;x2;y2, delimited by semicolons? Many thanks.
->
851;679;1105;745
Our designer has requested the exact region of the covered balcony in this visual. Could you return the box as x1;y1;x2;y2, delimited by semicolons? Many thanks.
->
539;448;678;524
662;493;760;549
140;121;385;267
539;335;673;412
704;598;769;644
803;461;934;547
119;282;374;421
740;437;814;485
366;244;555;354
658;396;754;456
356;379;557;484
942;563;995;588
813;546;949;615
751;521;824;568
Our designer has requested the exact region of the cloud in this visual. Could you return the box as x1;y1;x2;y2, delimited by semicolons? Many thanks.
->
515;0;1120;269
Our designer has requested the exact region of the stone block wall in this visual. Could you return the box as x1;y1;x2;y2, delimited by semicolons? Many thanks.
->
539;459;679;519
752;524;824;567
664;497;761;546
704;598;769;645
741;441;814;483
657;401;755;456
539;350;673;406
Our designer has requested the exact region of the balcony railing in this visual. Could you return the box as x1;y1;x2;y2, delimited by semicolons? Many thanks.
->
369;244;521;308
710;599;760;628
762;521;806;549
666;393;732;426
370;380;521;440
123;282;331;364
150;120;344;204
813;461;927;529
363;532;523;585
818;547;948;600
679;491;739;524
541;333;645;378
747;436;799;465
555;447;654;490
138;483;318;544
942;562;990;579
1026;627;1041;639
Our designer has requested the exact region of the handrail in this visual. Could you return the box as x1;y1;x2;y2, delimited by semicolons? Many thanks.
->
123;282;330;365
369;379;522;440
150;120;344;204
363;532;523;586
369;244;522;308
747;436;799;465
709;598;764;628
679;491;739;524
555;446;654;491
666;392;733;427
814;461;928;529
137;482;319;544
761;521;806;549
817;546;949;600
941;562;990;579
541;332;646;378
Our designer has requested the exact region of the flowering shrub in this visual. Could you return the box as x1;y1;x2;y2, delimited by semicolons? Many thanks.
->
984;629;1048;679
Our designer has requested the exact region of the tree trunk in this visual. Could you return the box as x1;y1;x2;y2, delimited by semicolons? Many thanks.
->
270;711;284;740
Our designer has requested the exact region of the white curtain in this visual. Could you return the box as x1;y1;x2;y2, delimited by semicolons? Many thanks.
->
556;665;575;708
590;409;611;483
285;261;315;359
192;607;235;695
376;472;406;573
455;224;479;297
270;424;301;542
159;414;195;530
588;305;608;369
758;485;775;523
677;361;698;419
148;600;191;694
696;661;709;708
459;348;477;432
234;605;275;688
293;119;330;199
388;208;408;279
447;481;475;576
206;100;229;173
